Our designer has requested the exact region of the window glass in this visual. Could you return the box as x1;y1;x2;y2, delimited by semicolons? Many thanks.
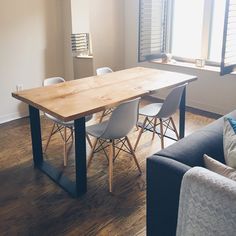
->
171;0;205;59
209;0;226;62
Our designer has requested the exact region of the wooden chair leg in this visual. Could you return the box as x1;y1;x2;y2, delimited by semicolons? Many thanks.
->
134;117;148;151
44;123;56;153
126;137;142;174
86;134;93;148
160;119;164;149
99;110;106;123
109;140;114;192
152;117;157;140
87;138;98;168
63;127;68;166
170;117;179;140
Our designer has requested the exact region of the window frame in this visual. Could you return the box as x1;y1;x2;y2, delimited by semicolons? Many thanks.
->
168;0;220;65
138;0;225;66
220;0;236;75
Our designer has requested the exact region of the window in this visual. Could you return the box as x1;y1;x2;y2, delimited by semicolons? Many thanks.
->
138;0;236;75
171;0;205;60
221;0;236;75
71;33;91;56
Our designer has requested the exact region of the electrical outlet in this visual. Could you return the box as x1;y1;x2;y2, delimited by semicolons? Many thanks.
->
16;84;23;92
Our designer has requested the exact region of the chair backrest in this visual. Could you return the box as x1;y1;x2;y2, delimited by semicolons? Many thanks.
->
101;98;140;140
43;77;65;119
157;83;187;118
43;77;65;86
96;67;113;75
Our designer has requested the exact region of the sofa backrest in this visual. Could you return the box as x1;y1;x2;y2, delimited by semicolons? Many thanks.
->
154;111;236;167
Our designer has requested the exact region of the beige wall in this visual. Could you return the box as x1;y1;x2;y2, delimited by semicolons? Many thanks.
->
61;0;74;81
124;0;236;115
71;0;90;33
73;57;94;79
71;0;125;77
90;0;125;73
0;0;126;124
0;0;67;123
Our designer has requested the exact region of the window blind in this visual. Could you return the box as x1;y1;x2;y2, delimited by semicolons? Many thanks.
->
71;33;90;55
221;0;236;75
138;0;168;62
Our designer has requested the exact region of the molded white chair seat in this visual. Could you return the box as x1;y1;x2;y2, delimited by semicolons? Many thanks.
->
45;113;92;127
86;121;109;138
45;114;74;127
139;103;162;117
87;98;142;192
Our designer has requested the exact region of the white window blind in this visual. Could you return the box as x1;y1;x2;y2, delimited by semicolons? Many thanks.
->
138;0;168;62
221;0;236;75
71;33;90;55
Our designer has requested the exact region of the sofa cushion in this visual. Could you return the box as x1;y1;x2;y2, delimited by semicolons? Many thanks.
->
204;154;236;181
228;117;236;132
224;117;236;168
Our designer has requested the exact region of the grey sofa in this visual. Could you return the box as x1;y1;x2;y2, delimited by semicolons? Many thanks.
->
146;110;236;236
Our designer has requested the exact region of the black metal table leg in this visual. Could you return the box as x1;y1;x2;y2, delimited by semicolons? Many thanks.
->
28;105;87;198
74;117;87;194
179;86;186;139
29;106;43;166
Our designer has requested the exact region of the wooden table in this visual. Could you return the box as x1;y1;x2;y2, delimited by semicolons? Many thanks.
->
12;67;197;197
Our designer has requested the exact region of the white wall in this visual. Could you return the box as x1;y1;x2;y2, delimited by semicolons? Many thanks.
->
0;0;66;123
124;0;236;115
0;0;125;124
90;0;125;72
71;0;90;33
61;0;74;81
70;0;125;78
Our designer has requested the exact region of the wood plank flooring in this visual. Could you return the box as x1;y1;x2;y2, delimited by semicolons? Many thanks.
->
0;98;217;236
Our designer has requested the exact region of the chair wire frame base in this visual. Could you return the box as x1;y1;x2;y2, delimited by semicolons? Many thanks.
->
44;122;92;167
134;116;179;151
87;136;142;192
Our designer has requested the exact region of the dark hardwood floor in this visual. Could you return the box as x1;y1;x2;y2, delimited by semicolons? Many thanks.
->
0;99;217;236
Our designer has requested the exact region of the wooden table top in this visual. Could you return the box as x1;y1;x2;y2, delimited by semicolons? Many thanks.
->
12;67;197;122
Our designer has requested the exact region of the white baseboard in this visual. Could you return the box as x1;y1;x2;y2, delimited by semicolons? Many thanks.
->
0;111;29;124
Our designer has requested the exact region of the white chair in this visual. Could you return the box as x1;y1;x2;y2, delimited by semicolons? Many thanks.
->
96;67;113;75
87;98;142;192
134;83;187;150
43;77;93;166
96;67;114;122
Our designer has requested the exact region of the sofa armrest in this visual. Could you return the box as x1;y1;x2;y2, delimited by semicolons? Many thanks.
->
176;167;236;236
147;155;190;236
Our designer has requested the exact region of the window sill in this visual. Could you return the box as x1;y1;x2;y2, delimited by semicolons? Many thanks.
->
150;59;220;73
75;55;93;59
